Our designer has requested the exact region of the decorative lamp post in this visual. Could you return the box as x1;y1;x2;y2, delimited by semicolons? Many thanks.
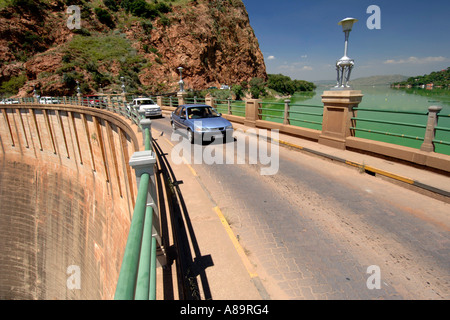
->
334;17;358;89
121;76;126;94
76;80;81;97
177;67;185;92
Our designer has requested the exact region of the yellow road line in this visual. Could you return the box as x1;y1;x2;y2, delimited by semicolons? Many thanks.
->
213;206;259;279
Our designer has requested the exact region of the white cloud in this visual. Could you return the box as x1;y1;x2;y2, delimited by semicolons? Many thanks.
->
267;55;276;60
383;56;447;65
302;66;313;71
301;55;308;59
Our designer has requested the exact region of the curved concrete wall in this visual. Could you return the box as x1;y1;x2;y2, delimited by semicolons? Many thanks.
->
0;104;140;299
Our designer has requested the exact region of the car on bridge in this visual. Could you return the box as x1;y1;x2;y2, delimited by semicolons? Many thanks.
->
127;98;162;118
39;96;59;104
0;98;19;104
170;104;233;143
82;95;106;107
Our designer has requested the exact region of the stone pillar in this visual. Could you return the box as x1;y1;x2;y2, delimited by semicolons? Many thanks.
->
156;96;163;107
318;90;363;149
420;106;442;152
205;97;216;109
177;91;187;106
244;99;262;128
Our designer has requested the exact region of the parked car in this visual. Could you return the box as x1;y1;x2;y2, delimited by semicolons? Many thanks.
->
39;97;59;104
82;95;106;107
0;98;19;104
127;98;162;118
170;104;233;143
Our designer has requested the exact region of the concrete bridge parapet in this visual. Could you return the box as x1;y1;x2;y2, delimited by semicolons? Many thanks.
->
0;103;141;299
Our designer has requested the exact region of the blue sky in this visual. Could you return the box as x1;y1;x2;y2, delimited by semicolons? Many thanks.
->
242;0;450;81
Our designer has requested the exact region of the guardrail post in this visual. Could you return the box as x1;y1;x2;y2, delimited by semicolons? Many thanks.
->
205;97;216;109
157;96;163;107
177;91;186;106
319;90;363;149
244;99;261;128
227;97;232;115
420;105;442;152
283;99;291;125
194;96;197;104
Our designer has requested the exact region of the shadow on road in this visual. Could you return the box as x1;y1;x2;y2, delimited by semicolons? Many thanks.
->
152;137;213;300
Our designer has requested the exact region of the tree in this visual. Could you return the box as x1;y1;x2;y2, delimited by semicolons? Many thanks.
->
249;77;265;99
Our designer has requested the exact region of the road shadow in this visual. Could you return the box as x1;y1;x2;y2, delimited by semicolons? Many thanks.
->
152;137;213;300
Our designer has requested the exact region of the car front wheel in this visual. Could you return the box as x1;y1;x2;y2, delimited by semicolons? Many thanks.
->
187;129;194;144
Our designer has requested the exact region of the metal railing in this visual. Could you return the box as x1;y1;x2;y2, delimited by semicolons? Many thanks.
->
259;100;323;130
351;106;450;154
215;98;246;117
114;114;162;300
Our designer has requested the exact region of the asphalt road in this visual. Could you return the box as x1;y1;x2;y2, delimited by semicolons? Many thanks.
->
151;115;450;300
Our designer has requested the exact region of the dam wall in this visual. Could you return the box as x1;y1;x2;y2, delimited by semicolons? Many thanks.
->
0;104;140;299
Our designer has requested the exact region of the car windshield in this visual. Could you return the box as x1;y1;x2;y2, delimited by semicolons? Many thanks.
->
138;99;155;105
187;106;220;119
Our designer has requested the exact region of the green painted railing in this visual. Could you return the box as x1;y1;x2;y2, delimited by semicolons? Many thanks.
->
259;100;323;130
352;106;450;155
114;115;159;300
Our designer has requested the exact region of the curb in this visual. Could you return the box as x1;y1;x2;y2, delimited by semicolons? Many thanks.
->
274;138;450;199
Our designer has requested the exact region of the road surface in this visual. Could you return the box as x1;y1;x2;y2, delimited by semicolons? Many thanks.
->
151;115;450;300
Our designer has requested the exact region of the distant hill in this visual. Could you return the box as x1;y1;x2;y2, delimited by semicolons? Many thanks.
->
313;75;408;87
351;75;408;86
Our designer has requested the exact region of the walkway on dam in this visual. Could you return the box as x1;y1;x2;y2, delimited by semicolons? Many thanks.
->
151;111;450;300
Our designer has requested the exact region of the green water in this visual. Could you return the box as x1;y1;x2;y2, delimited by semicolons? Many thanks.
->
259;86;450;156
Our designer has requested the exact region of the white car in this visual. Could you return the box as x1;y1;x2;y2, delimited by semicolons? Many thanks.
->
0;98;19;104
39;96;59;104
127;98;162;118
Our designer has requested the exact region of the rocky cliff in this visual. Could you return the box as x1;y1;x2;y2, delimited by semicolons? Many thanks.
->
0;0;267;96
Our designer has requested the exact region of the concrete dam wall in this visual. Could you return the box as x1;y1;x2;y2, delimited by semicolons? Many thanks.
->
0;104;140;299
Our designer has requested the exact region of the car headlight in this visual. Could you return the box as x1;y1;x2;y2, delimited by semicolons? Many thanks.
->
194;127;202;132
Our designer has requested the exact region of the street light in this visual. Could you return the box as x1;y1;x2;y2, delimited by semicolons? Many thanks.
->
120;76;126;94
177;67;185;92
76;80;81;96
334;17;358;89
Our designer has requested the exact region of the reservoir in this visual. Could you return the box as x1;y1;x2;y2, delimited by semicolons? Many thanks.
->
261;86;450;156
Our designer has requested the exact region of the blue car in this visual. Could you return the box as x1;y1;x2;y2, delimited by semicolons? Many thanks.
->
170;104;234;143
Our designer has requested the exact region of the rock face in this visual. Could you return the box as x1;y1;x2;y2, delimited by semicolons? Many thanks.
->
0;0;267;96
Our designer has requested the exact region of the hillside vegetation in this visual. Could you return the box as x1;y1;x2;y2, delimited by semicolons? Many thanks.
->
0;0;267;96
391;67;450;87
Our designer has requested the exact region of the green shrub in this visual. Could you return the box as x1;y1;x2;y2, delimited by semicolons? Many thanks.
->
0;73;26;95
103;0;119;12
95;7;115;28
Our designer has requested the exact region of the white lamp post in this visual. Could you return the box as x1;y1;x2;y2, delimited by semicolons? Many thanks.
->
121;76;126;94
334;17;358;89
177;67;185;92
